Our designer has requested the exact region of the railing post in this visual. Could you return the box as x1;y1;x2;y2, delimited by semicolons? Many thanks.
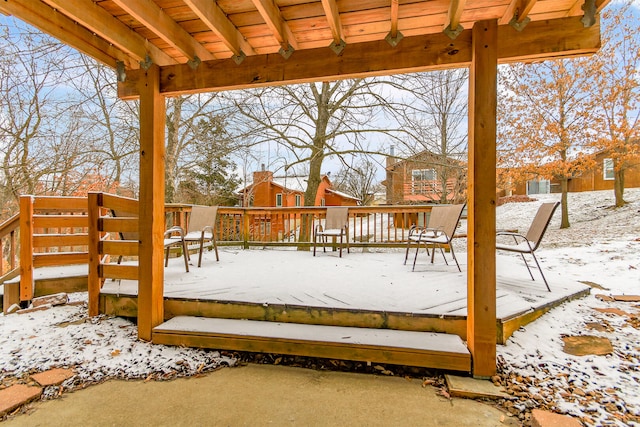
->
87;192;101;317
19;195;34;303
242;208;250;249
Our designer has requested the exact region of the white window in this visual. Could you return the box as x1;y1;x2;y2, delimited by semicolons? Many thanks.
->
275;193;283;207
295;194;301;206
320;198;326;206
412;169;437;181
603;158;614;180
526;179;550;195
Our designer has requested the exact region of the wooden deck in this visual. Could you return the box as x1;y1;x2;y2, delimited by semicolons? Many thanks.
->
3;248;589;373
98;248;589;346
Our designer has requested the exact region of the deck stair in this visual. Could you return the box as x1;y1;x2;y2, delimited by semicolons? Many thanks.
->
153;316;471;372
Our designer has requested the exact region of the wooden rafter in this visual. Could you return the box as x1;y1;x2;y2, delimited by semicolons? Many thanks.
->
445;0;467;32
183;0;256;58
250;0;299;51
568;0;610;16
499;0;538;26
390;0;400;38
321;0;344;45
111;0;215;63
118;16;601;98
0;0;137;69
41;0;176;66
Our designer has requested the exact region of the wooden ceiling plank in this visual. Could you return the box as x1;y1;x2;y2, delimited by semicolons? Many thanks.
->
321;0;344;44
183;0;256;57
111;0;215;62
250;0;299;50
118;15;600;99
0;0;137;69
42;0;176;66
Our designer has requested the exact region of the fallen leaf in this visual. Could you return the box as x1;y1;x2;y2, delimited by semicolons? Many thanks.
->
111;349;121;357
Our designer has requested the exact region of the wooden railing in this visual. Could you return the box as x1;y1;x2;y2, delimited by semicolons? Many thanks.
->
88;192;139;316
3;193;438;310
16;196;89;301
0;214;20;285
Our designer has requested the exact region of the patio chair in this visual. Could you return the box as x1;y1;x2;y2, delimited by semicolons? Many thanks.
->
112;209;190;272
181;205;220;267
496;201;559;292
313;207;350;257
406;203;465;272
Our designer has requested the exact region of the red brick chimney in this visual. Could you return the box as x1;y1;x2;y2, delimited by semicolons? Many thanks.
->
253;164;273;184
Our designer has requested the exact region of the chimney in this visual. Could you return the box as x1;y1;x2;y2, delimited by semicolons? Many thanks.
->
253;169;273;184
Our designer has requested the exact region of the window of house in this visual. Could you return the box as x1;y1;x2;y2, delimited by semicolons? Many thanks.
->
603;158;614;180
412;169;437;181
276;193;283;207
526;179;550;195
295;194;301;206
320;198;326;206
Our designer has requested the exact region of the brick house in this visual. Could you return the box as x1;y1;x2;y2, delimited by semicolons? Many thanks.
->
237;169;359;240
238;169;360;208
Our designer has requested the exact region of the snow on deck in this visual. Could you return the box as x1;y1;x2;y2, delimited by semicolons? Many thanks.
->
101;247;589;320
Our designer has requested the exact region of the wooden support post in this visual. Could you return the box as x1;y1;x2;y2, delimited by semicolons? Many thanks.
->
87;192;101;317
467;19;498;378
19;196;34;302
137;64;166;341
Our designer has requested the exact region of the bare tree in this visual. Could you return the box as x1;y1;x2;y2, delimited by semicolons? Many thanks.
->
332;158;380;206
0;21;79;215
394;70;469;203
229;80;400;208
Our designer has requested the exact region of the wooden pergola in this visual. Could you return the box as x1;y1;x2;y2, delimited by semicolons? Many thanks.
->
1;0;609;377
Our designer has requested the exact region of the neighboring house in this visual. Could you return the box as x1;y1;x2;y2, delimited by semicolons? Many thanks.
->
237;169;360;241
504;149;640;196
383;151;467;205
238;169;360;208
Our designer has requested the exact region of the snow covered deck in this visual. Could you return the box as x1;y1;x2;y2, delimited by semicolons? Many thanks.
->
99;247;590;344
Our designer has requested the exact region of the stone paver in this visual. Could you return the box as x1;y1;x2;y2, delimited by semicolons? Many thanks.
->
0;384;42;416
531;409;581;427
31;368;75;387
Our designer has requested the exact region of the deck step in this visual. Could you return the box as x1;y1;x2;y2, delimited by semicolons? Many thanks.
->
153;316;471;372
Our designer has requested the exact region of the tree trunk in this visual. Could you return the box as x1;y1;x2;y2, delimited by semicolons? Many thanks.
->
614;169;625;207
560;178;570;229
165;98;183;203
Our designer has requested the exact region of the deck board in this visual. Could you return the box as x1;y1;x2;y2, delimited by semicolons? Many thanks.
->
102;249;589;320
153;316;471;372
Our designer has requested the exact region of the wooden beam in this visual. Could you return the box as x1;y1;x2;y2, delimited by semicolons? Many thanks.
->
0;0;137;69
111;0;215;63
321;0;344;45
41;0;176;66
87;192;101;317
183;0;256;57
118;16;600;98
467;19;498;378
136;64;166;341
250;0;299;51
19;196;34;302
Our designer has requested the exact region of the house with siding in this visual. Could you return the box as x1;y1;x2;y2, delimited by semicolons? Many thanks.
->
505;148;640;196
383;151;467;205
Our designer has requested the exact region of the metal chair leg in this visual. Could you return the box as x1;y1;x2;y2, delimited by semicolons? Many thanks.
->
530;252;551;292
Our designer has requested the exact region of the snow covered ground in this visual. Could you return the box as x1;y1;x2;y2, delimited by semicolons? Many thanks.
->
495;189;640;426
0;188;638;425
